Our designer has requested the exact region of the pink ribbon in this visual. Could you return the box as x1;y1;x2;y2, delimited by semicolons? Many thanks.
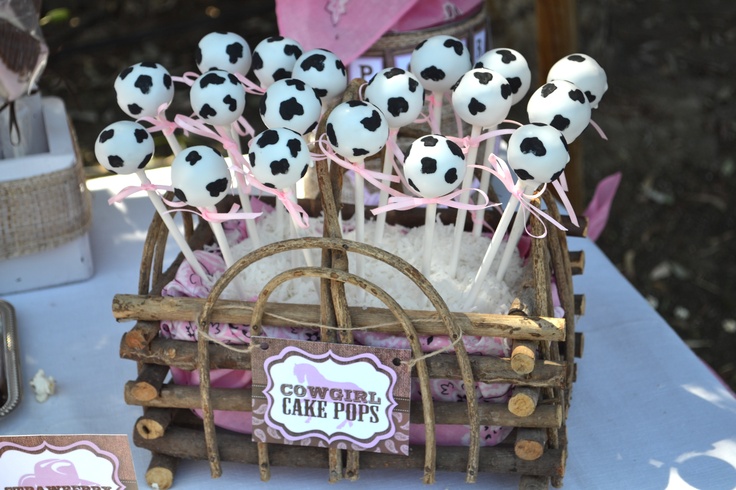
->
137;103;178;136
174;115;248;168
371;186;493;215
447;128;516;155
163;201;262;224
589;118;609;140
232;72;266;96
232;115;255;138
317;134;402;198
230;166;310;229
108;182;173;205
171;71;198;86
427;92;441;134
487;155;567;238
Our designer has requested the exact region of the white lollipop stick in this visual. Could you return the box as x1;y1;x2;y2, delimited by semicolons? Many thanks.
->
463;180;532;311
448;124;482;278
204;206;247;298
422;202;438;277
373;131;397;246
472;126;500;236
353;157;366;278
495;196;532;281
137;171;209;282
430;91;443;134
216;125;261;248
158;111;182;155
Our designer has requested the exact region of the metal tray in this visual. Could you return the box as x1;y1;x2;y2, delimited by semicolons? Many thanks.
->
0;299;22;417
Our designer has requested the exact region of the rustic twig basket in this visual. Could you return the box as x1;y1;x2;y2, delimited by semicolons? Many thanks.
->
112;81;586;490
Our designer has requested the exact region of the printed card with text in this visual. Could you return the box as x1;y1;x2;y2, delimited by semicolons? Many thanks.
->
251;337;411;455
0;434;138;489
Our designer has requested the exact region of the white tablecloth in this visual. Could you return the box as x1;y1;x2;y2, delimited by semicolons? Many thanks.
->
3;174;735;489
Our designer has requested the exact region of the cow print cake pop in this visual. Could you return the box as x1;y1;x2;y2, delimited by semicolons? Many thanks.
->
325;100;389;159
547;53;607;109
403;135;466;198
114;62;174;118
171;146;231;208
527;79;591;143
190;69;246;127
409;35;471;93
195;31;252;76
259;78;322;135
451;68;513;128
507;123;570;185
248;128;310;190
95;120;154;174
252;36;303;88
474;48;531;105
292;48;348;102
364;67;425;129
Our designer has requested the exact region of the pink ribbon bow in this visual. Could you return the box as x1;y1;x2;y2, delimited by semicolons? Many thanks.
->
317;134;402;198
487;154;568;238
371;186;493;215
164;201;262;224
231;166;310;229
137;103;179;136
108;182;173;205
174;114;247;167
232;72;266;96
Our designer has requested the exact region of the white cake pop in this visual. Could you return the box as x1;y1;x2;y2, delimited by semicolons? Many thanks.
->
409;35;471;93
325;100;389;159
195;31;252;76
474;48;531;105
403;135;466;198
507;123;570;185
114;62;174;118
547;53;607;109
451;68;513;128
527;79;591;143
252;36;303;88
292;48;348;102
95;120;154;174
171;146;231;209
248;128;311;190
259;78;322;135
364;67;425;129
189;70;246;127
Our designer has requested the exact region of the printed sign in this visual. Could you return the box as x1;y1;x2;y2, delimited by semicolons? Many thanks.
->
0;435;138;489
252;337;411;455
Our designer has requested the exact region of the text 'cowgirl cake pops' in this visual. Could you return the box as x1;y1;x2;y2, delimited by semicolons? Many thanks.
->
259;78;322;135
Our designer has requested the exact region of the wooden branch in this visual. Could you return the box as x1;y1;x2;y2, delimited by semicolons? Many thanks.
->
511;340;537;375
520;474;550;490
121;321;160;351
145;452;178;490
574;294;585;316
124;382;562;429
130;363;169;402
515;428;548;461
136;407;175;440
120;340;565;388
133;425;565;477
568;250;584;276
575;332;584;358
508;387;541;418
113;294;566;342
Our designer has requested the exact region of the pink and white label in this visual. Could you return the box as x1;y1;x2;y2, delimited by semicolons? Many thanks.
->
251;337;411;455
0;435;138;489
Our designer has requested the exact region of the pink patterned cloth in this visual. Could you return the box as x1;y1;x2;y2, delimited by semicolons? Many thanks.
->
160;206;513;446
275;0;483;65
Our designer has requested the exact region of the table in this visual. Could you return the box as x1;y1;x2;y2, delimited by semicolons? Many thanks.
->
3;173;735;489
